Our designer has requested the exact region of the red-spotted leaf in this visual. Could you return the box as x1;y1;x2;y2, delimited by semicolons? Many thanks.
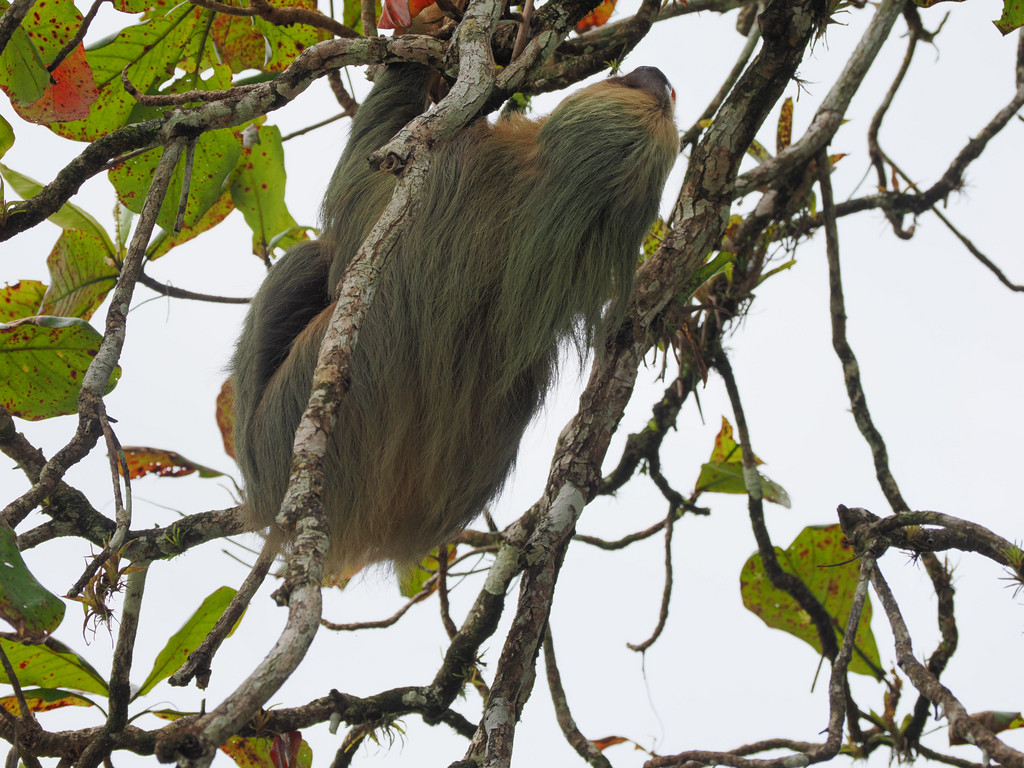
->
740;524;881;677
136;586;238;697
0;4;50;106
228;125;310;257
50;4;216;141
121;447;226;480
0;0;90;111
0;637;108;695
0;316;120;420
251;7;330;72
110;125;241;234
0;687;95;716
0;525;65;639
147;190;235;260
0;280;47;322
41;230;119;321
16;44;98;124
994;0;1024;33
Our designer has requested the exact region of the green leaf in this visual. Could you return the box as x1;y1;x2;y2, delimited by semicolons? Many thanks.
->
136;586;238;697
0;0;51;106
694;417;791;507
0;280;47;322
0;316;120;420
0;687;96;716
994;0;1024;33
110;126;241;234
740;524;882;678
229;124;310;257
0;163;116;251
0;637;108;695
251;3;330;72
343;0;380;34
396;548;447;599
41;230;119;321
0;525;65;639
0;113;14;159
51;4;218;141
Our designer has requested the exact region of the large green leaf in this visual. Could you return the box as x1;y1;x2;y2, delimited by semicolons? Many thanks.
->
110;125;241;234
136;586;238;697
229;125;310;256
0;638;108;695
51;4;218;140
0;316;120;420
0;163;116;250
0;526;65;639
740;524;882;678
0;0;52;106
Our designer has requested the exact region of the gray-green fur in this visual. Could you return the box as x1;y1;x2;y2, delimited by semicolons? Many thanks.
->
232;64;678;574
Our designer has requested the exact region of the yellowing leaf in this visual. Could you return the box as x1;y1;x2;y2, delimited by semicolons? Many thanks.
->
120;447;226;480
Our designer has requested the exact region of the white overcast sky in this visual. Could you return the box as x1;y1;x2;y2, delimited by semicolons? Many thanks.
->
1;2;1023;766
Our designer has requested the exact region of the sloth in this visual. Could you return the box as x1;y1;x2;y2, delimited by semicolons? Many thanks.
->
231;63;678;575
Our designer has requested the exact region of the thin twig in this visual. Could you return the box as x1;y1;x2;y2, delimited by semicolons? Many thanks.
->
870;565;1024;767
511;0;534;60
321;576;436;631
716;352;839;662
136;271;251;304
627;503;676;652
188;0;359;38
904;555;958;749
46;0;107;73
544;627;612;768
359;0;376;39
281;110;353;141
866;16;918;237
437;545;458;639
175;140;197;233
818;146;908;513
573;519;666;550
170;540;276;689
326;70;360;115
930;206;1023;291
